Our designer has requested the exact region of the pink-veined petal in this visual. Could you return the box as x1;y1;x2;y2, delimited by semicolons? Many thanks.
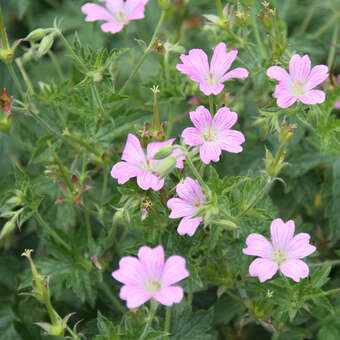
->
138;245;164;280
153;286;184;306
274;85;297;108
162;255;189;286
101;22;125;33
112;256;146;286
266;66;289;82
199;142;221;164
121;134;145;165
176;177;205;205
298;90;325;105
81;3;113;22
218;130;245;153
103;0;124;14
210;43;238;79
270;219;295;251
182;127;204;146
306;65;329;90
177;216;202;236
249;258;278;283
126;0;149;21
199;82;224;96
291;55;311;82
111;162;140;184
137;170;164;191
287;233;316;259
289;54;302;79
243;233;274;258
213;107;238;130
119;285;152;308
220;67;249;82
280;259;309;282
189;106;212;132
171;148;185;168
167;198;195;218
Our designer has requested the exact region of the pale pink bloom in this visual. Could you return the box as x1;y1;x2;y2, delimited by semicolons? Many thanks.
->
81;0;149;34
334;75;340;109
181;105;245;164
243;219;316;283
167;177;205;236
111;134;184;191
176;42;249;96
267;54;329;108
112;245;189;308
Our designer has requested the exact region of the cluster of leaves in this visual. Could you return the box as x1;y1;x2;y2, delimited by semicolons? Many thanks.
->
0;0;340;339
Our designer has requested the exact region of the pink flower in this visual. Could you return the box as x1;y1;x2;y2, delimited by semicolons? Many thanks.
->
334;75;340;109
111;134;184;191
181;105;245;164
176;42;249;96
266;54;329;108
81;0;149;34
243;218;316;283
167;177;205;236
112;245;189;308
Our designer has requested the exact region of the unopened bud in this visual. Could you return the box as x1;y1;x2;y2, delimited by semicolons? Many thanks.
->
0;48;13;63
38;34;54;57
153;146;174;160
25;28;51;42
158;0;170;10
279;123;296;145
156;156;177;179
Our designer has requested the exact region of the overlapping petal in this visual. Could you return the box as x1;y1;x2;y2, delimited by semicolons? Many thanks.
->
243;234;273;258
249;258;278;283
280;259;309;282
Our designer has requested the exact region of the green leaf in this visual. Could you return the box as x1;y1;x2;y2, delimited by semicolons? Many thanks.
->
93;311;120;340
317;324;340;340
310;265;331;288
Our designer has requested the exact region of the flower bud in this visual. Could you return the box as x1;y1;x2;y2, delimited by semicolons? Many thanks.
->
25;28;51;42
153;146;175;160
38;34;54;57
158;0;170;10
156;156;177;179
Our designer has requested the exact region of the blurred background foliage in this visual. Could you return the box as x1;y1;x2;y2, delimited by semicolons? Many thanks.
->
0;0;340;339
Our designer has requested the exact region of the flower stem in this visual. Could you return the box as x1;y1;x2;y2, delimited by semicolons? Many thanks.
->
119;10;166;94
310;260;340;267
139;300;158;340
209;95;214;115
85;209;95;254
188;275;193;307
183;150;206;191
91;82;107;118
101;165;109;206
327;21;338;69
15;57;34;94
251;9;266;60
307;287;340;299
0;7;8;49
48;50;65;81
7;63;25;97
98;279;126;314
164;306;171;340
216;0;224;18
34;211;72;252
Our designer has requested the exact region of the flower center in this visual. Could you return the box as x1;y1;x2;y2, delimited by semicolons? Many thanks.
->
145;279;161;293
290;80;306;96
205;71;217;84
202;127;217;142
115;10;127;22
271;250;287;266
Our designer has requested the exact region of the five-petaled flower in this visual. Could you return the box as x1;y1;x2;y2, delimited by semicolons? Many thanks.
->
243;218;316;283
181;105;245;164
167;177;205;236
111;134;184;191
112;245;189;308
176;42;249;96
0;89;13;113
81;0;149;34
266;54;329;108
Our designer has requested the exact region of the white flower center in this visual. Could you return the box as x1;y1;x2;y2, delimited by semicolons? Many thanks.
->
114;10;127;22
205;71;217;84
145;279;161;293
202;126;217;142
271;249;287;266
290;80;306;97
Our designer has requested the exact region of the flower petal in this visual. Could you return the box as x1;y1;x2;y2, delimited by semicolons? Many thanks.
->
289;54;302;79
101;22;125;34
162;255;189;286
274;85;297;108
220;67;249;82
126;0;149;21
266;66;289;82
270;218;295;251
199;142;221;164
210;43;237;79
218;130;245;153
177;216;202;236
280;259;309;282
153;286;184;306
176;49;209;82
147;138;175;159
138;245;164;280
306;65;329;90
181;127;204;146
81;3;113;22
121;134;145;165
291;55;311;82
119;285;152;309
176;177;205;205
189;106;212;132
111;161;140;184
249;258;278;283
243;233;273;258
171;148;185;169
167;198;195;218
137;171;164;191
287;233;316;259
112;256;146;285
199;82;224;96
298;90;325;105
213;107;238;130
